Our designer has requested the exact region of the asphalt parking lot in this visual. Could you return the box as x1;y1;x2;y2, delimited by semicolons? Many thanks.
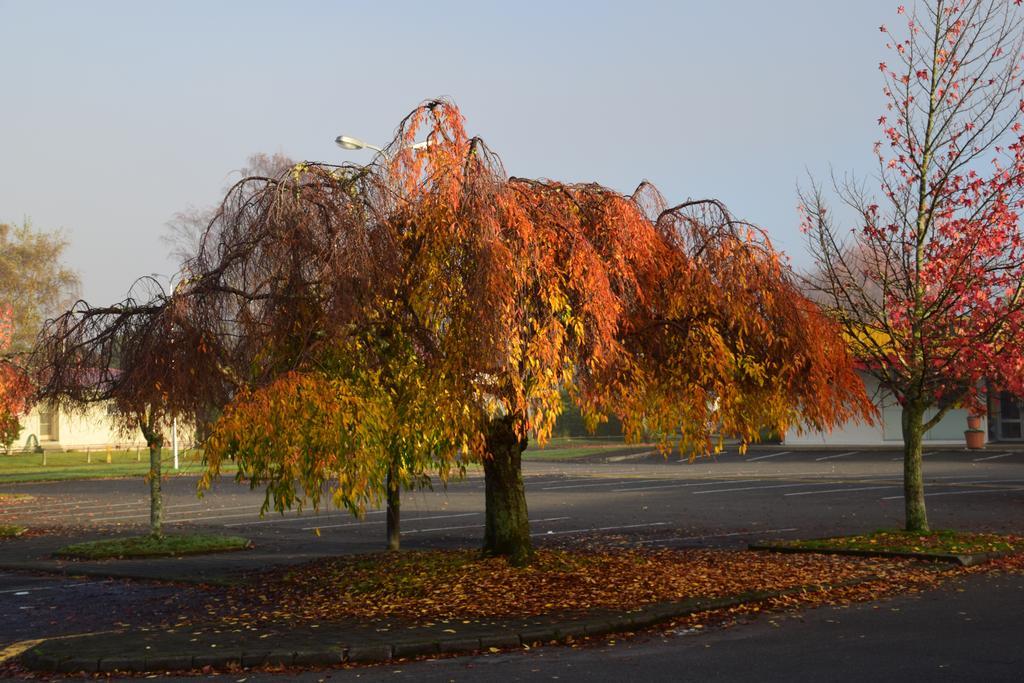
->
2;446;1022;565
1;445;1022;678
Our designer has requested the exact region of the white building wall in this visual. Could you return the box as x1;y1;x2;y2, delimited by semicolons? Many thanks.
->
784;372;982;447
12;403;148;452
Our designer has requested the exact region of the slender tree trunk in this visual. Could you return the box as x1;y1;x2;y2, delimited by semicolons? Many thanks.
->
482;415;533;566
901;401;929;532
149;441;163;537
139;412;164;539
386;453;401;552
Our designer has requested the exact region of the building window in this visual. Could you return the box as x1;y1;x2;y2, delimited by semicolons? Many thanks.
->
997;392;1023;441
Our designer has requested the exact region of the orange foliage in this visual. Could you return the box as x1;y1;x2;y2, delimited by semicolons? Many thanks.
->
202;328;476;516
189;99;872;524
373;102;873;453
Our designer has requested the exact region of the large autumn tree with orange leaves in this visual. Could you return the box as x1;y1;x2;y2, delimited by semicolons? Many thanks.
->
175;100;872;565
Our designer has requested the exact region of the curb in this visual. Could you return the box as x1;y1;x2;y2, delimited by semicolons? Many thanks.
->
52;540;254;562
0;561;241;586
749;543;1021;567
18;582;859;674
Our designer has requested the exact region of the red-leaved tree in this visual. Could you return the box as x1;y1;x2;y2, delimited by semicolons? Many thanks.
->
0;306;29;452
803;0;1024;531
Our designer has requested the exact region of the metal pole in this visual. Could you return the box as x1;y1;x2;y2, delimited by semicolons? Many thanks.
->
172;418;179;470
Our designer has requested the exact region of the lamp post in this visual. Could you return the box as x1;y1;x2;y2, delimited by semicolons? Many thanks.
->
335;135;385;154
141;272;183;471
333;130;429;551
335;135;429;155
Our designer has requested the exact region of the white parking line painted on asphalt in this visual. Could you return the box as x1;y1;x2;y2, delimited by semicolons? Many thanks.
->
692;482;824;495
973;452;1015;462
636;527;799;544
56;499;150;510
814;451;859;462
224;510;386;528
147;500;216;509
410;516;571;535
784;485;899;497
611;479;763;493
82;508;270;525
528;479;593;489
926;487;1024;497
301;512;479;531
607;472;906;494
934;478;1024;486
90;504;262;523
0;582;92;595
402;523;487;534
541;479;667;491
888;452;938;460
693;451;735;458
745;451;790;462
168;511;289;523
533;521;670;537
881;487;1024;500
0;499;101;514
19;499;213;521
9;498;138;511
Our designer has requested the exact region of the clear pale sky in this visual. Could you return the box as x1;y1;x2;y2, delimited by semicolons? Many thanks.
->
1;0;894;304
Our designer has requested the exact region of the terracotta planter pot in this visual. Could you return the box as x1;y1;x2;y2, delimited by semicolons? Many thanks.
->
967;415;982;430
965;430;985;449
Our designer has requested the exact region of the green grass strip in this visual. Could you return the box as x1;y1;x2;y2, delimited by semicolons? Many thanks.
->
781;529;1022;555
0;524;27;538
0;449;237;483
56;533;251;560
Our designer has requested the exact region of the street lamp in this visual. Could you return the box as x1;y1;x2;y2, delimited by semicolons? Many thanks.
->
335;134;430;155
335;135;385;154
137;273;186;470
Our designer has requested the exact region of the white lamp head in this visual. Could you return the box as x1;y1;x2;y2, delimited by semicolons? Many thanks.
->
335;135;367;151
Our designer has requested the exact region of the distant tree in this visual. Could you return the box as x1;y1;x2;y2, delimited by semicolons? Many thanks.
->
802;0;1024;532
163;152;295;265
0;220;79;352
30;153;290;535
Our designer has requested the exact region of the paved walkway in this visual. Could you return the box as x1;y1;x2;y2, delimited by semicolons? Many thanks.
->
215;572;1024;683
16;586;822;674
0;526;897;675
0;531;868;674
3;453;1022;675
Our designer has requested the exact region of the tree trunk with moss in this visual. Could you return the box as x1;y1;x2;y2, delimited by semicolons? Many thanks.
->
901;401;929;532
482;415;533;566
386;452;401;551
140;414;165;538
